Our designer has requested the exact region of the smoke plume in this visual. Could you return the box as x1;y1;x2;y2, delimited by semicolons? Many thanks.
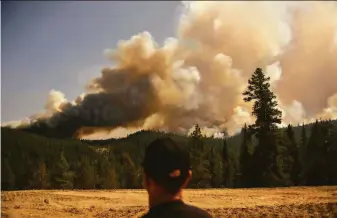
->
6;1;337;138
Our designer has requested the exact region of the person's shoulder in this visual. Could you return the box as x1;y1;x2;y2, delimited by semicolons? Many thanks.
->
183;203;212;217
140;213;150;218
140;202;213;218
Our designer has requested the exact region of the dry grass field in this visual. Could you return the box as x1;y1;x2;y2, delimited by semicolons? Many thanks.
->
2;186;337;218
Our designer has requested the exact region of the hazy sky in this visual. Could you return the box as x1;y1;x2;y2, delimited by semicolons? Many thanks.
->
1;1;181;122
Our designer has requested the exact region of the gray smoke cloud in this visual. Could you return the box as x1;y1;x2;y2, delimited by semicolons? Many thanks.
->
5;1;337;138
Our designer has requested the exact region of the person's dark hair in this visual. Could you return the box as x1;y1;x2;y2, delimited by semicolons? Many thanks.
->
142;137;191;195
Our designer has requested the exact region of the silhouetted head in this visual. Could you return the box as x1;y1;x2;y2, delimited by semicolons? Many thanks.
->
142;137;192;202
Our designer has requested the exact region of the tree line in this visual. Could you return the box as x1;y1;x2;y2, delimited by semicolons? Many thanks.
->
2;68;337;190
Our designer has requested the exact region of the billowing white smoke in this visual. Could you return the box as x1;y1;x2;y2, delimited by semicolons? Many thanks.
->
275;1;337;120
44;90;67;114
5;1;337;139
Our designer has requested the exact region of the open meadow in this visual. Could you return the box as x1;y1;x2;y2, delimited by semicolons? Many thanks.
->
2;186;337;218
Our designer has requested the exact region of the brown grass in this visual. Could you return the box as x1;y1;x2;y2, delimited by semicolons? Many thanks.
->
2;186;337;218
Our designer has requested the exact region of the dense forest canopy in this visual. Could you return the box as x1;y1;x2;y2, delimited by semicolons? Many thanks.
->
2;68;337;190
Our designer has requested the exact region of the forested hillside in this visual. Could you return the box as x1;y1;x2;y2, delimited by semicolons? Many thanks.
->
2;119;336;190
2;68;337;190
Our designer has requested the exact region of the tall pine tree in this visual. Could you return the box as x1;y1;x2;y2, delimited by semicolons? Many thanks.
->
190;124;203;150
189;124;211;188
243;68;282;187
243;68;282;137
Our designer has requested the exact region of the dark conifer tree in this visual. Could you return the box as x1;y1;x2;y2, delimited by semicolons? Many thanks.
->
2;158;15;190
120;152;139;189
325;121;337;184
51;152;73;189
29;160;49;189
75;157;95;189
243;68;282;187
189;124;211;188
319;120;337;185
305;120;325;185
96;157;120;189
239;124;252;187
299;123;307;183
300;123;307;148
190;124;203;150
242;68;282;137
221;139;230;187
209;146;217;188
286;124;301;185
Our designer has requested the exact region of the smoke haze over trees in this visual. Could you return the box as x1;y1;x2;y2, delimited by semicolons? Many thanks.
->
2;68;337;190
3;1;337;139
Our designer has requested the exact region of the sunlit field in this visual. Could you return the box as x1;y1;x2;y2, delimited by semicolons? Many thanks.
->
2;186;337;218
